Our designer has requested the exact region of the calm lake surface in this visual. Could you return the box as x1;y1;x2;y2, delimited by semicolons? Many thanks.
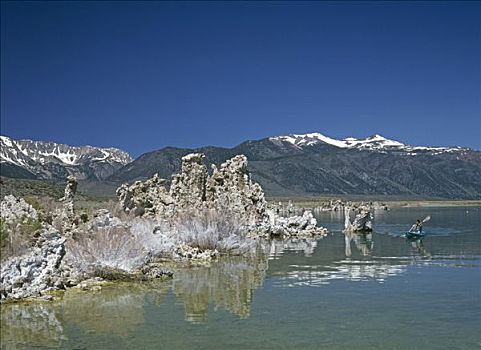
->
1;206;480;349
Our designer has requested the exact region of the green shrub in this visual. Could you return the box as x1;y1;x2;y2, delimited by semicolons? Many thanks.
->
24;196;44;212
0;216;44;261
0;218;8;248
21;216;43;233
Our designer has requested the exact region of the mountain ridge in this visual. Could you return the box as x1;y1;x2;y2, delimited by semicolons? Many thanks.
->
0;135;132;181
268;132;470;154
1;133;480;199
109;133;481;199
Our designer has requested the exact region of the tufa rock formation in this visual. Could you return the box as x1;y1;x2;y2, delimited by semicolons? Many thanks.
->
117;174;174;218
344;206;373;233
170;153;208;209
0;195;38;225
0;192;72;301
0;227;66;301
116;153;327;237
59;176;77;219
264;210;327;237
205;155;267;226
117;153;268;227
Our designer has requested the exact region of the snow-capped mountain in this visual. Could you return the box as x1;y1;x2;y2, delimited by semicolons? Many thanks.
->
0;135;132;180
110;132;480;199
2;133;479;199
269;132;465;154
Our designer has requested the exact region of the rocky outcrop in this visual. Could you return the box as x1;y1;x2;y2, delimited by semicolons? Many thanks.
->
0;153;331;302
59;176;77;219
0;194;38;224
0;227;66;301
170;153;208;209
173;244;219;262
117;174;174;218
89;209;124;229
263;210;328;237
206;155;267;226
115;153;327;238
116;153;269;227
344;206;373;233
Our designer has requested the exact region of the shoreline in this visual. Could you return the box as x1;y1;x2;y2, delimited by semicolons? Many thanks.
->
381;200;481;208
267;197;481;208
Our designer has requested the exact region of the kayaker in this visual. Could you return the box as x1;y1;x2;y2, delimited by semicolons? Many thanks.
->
409;219;423;233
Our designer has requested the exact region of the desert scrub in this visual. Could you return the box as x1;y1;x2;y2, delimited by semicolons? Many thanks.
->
20;216;43;234
0;216;44;260
130;218;174;258
175;208;256;255
103;199;135;222
66;225;147;273
24;196;44;212
0;218;7;249
24;196;60;223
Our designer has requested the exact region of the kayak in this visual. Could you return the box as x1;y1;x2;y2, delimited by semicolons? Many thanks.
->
404;231;425;239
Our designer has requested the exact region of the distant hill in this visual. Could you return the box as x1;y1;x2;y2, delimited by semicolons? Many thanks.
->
0;176;65;199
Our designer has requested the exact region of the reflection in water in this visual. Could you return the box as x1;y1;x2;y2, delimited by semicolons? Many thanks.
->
268;238;319;259
172;246;268;322
344;231;373;257
1;303;66;350
0;234;440;348
406;237;431;258
1;207;478;350
61;282;168;336
271;233;408;288
0;282;169;348
0;251;269;346
275;260;407;288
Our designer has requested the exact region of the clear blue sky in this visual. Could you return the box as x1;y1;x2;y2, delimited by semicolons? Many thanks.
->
1;1;480;157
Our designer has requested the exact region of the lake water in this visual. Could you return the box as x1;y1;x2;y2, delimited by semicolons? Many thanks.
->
1;206;480;349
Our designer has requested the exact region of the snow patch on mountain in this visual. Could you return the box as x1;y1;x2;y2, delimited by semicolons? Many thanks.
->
0;135;133;180
269;132;465;155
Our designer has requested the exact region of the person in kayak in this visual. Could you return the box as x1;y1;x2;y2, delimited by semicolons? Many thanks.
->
409;219;423;234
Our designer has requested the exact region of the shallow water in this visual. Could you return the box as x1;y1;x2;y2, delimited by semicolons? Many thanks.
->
1;206;480;349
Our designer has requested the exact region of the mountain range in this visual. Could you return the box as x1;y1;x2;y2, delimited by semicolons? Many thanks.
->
1;133;480;199
0;136;132;181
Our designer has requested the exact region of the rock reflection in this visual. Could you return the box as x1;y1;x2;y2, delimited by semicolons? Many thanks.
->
272;234;410;287
277;260;407;288
61;282;169;336
172;247;268;322
0;302;66;349
344;231;373;257
0;282;171;348
268;238;319;258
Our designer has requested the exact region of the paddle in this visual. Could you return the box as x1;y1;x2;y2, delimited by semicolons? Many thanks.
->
407;216;430;235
